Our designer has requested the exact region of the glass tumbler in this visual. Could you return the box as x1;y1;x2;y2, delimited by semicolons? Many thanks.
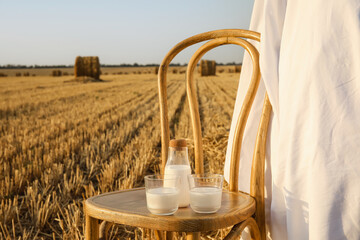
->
188;174;224;213
145;174;180;215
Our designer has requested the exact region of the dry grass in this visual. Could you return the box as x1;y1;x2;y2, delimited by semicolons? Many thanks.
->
0;65;238;77
0;69;239;239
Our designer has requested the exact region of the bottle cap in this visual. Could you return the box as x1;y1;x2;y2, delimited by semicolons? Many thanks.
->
169;139;187;148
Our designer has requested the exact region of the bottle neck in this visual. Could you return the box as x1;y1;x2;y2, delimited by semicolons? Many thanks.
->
166;146;190;166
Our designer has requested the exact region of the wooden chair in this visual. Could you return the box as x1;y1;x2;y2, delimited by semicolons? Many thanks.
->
84;29;272;240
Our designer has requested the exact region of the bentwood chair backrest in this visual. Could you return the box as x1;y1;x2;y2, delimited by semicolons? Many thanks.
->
158;29;272;240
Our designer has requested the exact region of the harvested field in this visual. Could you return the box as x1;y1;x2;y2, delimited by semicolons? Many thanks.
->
0;65;238;77
0;69;240;239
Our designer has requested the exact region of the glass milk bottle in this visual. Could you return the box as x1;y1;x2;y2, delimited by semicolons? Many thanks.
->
164;139;191;207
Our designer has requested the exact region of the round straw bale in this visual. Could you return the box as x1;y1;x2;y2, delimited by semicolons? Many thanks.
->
52;70;62;77
74;56;84;77
200;60;216;76
74;56;101;79
235;65;242;73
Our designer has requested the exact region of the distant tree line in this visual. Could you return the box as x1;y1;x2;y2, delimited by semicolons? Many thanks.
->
0;64;73;69
0;62;241;69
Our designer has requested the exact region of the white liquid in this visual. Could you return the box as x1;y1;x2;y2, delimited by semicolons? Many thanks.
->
146;187;179;215
189;187;222;213
164;165;191;207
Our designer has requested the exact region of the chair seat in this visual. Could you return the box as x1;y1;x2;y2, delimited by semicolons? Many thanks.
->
85;188;256;232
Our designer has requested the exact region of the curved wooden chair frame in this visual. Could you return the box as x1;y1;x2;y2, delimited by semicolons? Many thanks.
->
158;29;271;239
84;29;272;240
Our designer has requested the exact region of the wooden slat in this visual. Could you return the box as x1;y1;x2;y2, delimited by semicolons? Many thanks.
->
186;37;260;176
250;94;272;240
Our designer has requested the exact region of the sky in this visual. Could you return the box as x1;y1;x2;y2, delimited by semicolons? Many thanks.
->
0;0;254;66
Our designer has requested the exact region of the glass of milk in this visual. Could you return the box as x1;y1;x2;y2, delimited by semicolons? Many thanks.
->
164;139;191;207
188;174;224;213
145;175;180;215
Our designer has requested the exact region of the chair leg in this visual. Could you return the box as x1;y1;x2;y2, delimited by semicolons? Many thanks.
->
142;228;149;239
186;232;200;240
165;231;174;240
154;230;164;240
147;228;151;239
223;217;261;240
85;214;99;240
99;221;113;240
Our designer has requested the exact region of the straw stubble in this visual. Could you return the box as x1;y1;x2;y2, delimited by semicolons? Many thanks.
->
0;69;238;239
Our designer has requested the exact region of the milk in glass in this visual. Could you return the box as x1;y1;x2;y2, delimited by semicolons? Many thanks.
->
146;187;179;215
189;187;222;213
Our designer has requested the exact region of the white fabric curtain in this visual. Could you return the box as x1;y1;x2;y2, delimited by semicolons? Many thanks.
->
224;0;360;239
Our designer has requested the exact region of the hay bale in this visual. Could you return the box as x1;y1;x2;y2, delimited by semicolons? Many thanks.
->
154;66;159;75
74;56;101;79
15;72;21;77
91;57;100;79
235;65;242;73
52;70;62;77
199;60;216;76
0;72;7;77
218;69;224;73
172;69;178;74
23;72;30;77
74;56;84;77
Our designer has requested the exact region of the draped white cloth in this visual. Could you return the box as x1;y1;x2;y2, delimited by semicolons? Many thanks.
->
224;0;360;239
